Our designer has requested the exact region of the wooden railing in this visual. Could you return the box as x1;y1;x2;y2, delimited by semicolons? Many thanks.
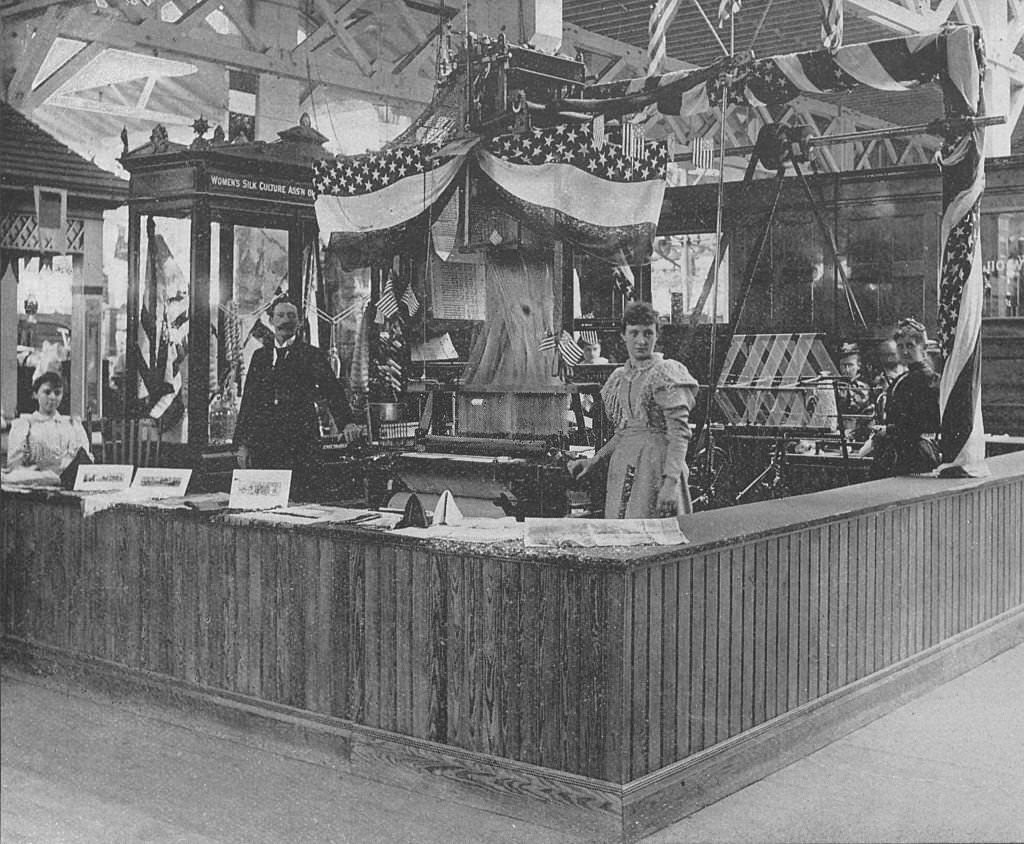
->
2;452;1022;790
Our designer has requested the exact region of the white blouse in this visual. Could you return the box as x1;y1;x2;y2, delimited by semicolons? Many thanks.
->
5;411;92;473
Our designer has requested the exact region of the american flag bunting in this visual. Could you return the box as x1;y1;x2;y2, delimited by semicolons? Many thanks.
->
478;123;668;265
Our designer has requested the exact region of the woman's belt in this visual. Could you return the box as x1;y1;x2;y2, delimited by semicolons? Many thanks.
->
617;423;665;437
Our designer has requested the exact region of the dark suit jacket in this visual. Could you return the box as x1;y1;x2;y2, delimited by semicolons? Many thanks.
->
233;340;349;464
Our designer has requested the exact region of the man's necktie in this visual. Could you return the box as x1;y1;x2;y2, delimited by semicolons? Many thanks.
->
275;347;288;367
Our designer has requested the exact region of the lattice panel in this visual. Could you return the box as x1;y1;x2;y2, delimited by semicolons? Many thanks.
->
0;214;85;254
715;333;839;428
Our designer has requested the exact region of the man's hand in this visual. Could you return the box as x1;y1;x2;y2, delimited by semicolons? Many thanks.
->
236;444;250;469
341;423;365;443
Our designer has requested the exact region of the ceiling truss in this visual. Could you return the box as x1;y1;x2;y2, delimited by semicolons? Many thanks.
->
0;0;965;172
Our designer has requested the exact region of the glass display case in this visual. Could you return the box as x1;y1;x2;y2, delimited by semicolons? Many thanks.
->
119;118;329;451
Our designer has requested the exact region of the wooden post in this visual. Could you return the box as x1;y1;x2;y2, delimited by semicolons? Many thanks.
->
125;209;141;424
188;200;212;447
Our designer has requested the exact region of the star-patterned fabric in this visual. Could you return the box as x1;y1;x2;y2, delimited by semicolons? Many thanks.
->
934;27;987;476
312;143;468;237
478;124;669;264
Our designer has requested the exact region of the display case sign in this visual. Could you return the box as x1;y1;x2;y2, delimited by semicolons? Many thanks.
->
229;470;291;510
203;170;316;205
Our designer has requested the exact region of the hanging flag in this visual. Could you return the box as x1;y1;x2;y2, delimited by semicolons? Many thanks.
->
718;0;741;27
538;330;557;352
693;135;714;171
820;0;843;52
312;140;472;241
935;27;987;478
592;113;606;146
621;122;645;160
478;123;669;265
377;273;400;320
648;0;682;77
401;283;420;317
558;331;584;367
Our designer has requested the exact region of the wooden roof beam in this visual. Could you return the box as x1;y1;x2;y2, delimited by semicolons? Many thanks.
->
5;4;61;105
845;0;955;32
60;6;435;105
310;0;374;76
22;39;103;111
0;0;72;19
218;0;269;52
47;92;198;125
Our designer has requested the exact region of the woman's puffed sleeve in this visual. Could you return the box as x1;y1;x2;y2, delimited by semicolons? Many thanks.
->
653;360;698;480
5;417;28;469
661;405;692;479
652;360;698;411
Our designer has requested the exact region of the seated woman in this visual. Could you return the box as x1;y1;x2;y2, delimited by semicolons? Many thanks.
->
569;301;698;518
861;318;940;478
4;372;91;475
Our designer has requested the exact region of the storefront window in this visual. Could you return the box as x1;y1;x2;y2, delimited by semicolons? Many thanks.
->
136;216;191;441
651;233;729;324
15;255;73;415
981;211;1024;318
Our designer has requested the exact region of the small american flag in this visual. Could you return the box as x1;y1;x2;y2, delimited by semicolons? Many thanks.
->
621;122;645;161
693;136;714;171
538;330;557;352
558;331;584;367
401;284;420;317
377;275;399;320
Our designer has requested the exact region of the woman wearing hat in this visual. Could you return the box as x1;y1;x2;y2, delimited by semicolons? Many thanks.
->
860;318;940;478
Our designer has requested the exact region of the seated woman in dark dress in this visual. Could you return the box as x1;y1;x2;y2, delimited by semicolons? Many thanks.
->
861;318;941;478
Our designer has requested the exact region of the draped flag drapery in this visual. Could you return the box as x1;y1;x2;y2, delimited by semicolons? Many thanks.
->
478;124;668;266
564;30;961;117
314;127;668;268
312;141;471;267
935;26;987;477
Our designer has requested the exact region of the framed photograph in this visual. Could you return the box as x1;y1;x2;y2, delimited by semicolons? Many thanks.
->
74;464;134;492
228;470;291;510
130;468;192;498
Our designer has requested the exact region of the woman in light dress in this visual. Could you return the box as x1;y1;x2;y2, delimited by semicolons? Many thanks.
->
570;302;698;518
5;372;91;474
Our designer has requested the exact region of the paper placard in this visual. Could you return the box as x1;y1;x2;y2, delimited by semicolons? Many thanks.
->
130;468;192;498
229;470;291;510
74;464;134;492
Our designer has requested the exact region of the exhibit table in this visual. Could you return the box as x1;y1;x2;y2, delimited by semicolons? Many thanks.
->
3;453;1023;841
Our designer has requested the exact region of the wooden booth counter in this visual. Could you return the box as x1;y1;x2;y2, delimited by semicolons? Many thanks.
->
3;453;1024;841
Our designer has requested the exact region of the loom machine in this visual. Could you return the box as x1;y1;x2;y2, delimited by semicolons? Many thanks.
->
348;38;596;520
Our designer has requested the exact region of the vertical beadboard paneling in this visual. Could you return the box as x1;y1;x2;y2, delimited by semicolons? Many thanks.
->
3;464;1024;787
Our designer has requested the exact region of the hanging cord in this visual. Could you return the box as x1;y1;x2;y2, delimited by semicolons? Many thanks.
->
700;62;733;485
746;0;776;54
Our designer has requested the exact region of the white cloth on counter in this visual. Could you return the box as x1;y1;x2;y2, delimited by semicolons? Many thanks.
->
524;517;688;548
396;516;525;544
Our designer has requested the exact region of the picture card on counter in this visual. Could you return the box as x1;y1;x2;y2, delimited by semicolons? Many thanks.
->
130;468;192;498
74;464;134;492
229;470;291;510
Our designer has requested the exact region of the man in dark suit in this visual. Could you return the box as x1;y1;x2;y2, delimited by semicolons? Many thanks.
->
234;298;362;499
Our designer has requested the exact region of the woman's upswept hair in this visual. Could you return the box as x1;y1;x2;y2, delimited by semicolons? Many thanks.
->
894;316;927;344
32;370;65;393
621;301;659;333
